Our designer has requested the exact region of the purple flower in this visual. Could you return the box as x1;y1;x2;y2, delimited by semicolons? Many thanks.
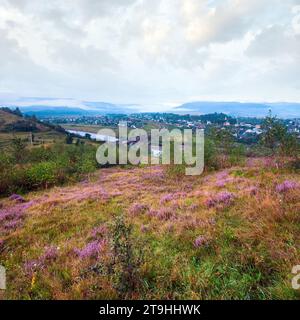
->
160;194;174;204
41;246;58;261
157;208;174;220
4;220;20;230
24;245;58;275
217;171;229;179
276;180;299;193
246;186;259;196
206;191;235;208
9;194;26;203
216;180;226;188
194;236;208;248
24;260;41;275
129;203;149;215
74;240;106;259
91;225;107;239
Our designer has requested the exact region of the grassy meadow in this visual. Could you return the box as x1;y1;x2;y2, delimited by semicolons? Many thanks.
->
0;160;299;299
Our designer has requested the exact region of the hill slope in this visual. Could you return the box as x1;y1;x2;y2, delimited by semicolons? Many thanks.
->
0;108;50;132
0;163;299;299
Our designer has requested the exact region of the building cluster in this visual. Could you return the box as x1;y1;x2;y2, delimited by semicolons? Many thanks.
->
43;113;300;144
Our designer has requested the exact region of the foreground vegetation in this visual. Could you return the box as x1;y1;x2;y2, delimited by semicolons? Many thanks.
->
0;160;299;299
0;140;98;196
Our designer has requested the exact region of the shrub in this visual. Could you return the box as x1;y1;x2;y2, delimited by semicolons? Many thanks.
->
109;216;143;298
25;162;58;188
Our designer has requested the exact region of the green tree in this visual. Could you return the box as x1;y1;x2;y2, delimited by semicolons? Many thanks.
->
260;112;299;159
65;134;73;144
260;114;286;151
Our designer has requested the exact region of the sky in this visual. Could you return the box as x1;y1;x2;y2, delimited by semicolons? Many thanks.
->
0;0;300;108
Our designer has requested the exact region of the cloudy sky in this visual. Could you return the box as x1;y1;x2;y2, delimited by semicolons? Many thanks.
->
0;0;300;108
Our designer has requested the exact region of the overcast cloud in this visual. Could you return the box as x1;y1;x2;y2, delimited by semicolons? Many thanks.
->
0;0;300;107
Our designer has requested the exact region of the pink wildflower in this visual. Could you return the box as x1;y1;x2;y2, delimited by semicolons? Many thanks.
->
194;236;208;248
74;240;106;259
129;203;149;215
276;180;299;193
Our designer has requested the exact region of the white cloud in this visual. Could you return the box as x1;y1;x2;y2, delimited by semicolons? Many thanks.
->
0;0;299;104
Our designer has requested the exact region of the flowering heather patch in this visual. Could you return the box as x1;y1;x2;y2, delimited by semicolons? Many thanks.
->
91;225;107;239
9;194;25;203
0;201;33;235
156;208;175;220
143;170;165;182
216;170;229;180
147;208;158;217
109;191;123;197
194;236;208;248
182;218;202;230
41;246;59;261
215;177;235;188
275;180;299;193
160;194;174;204
74;240;106;259
188;203;199;211
4;220;20;230
24;245;58;275
206;191;235;208
216;180;226;188
129;203;149;215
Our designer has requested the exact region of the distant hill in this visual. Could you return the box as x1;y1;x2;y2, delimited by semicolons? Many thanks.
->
1;95;299;118
175;102;300;118
0;95;140;118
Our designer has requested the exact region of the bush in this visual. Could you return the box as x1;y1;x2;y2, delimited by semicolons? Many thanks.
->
25;162;58;188
0;142;99;196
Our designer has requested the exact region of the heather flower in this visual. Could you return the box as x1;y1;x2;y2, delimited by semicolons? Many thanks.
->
91;225;107;239
144;171;165;181
4;220;20;230
24;260;40;275
216;171;229;180
216;180;226;188
276;180;299;193
194;236;208;248
129;203;149;215
110;191;123;197
24;246;58;275
74;240;106;259
160;194;174;204
156;208;174;220
206;191;235;208
147;209;158;217
41;246;58;261
216;177;235;188
216;191;235;204
9;194;25;203
246;186;259;196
